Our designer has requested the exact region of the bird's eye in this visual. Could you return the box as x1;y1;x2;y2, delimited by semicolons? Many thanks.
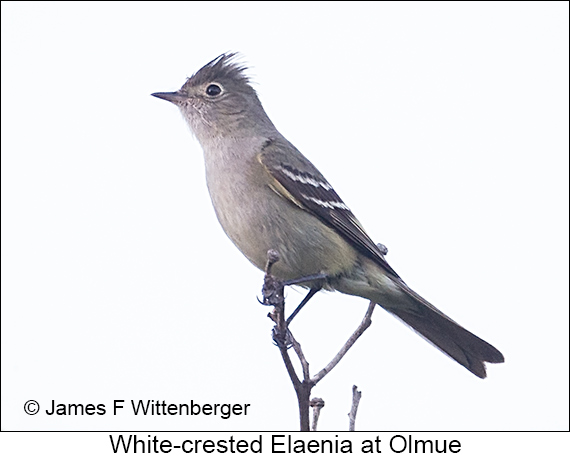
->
206;84;222;96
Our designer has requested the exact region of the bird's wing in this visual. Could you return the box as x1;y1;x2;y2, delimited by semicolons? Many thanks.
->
258;138;400;279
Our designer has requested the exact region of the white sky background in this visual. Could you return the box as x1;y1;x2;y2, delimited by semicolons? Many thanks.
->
1;1;568;434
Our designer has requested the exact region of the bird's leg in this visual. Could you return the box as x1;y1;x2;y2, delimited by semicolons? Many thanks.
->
261;250;328;346
286;287;321;324
282;273;328;286
261;249;327;307
281;273;327;323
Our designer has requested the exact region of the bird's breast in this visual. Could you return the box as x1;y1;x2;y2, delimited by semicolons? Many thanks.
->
202;141;357;280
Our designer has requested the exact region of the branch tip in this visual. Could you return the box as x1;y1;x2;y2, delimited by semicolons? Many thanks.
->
310;397;325;431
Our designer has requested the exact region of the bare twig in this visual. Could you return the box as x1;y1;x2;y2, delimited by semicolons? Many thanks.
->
348;385;362;431
275;309;311;430
310;397;325;431
289;331;310;381
377;242;388;256
261;250;378;431
263;250;310;430
269;293;301;389
312;301;376;385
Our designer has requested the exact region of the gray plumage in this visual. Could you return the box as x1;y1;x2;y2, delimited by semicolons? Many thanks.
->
152;53;504;378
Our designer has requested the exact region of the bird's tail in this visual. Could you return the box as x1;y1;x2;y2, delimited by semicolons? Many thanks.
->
382;284;504;378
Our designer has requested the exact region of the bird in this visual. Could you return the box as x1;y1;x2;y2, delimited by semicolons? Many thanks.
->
152;53;504;378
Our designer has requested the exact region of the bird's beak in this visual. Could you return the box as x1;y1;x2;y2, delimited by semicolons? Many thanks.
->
151;91;187;104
